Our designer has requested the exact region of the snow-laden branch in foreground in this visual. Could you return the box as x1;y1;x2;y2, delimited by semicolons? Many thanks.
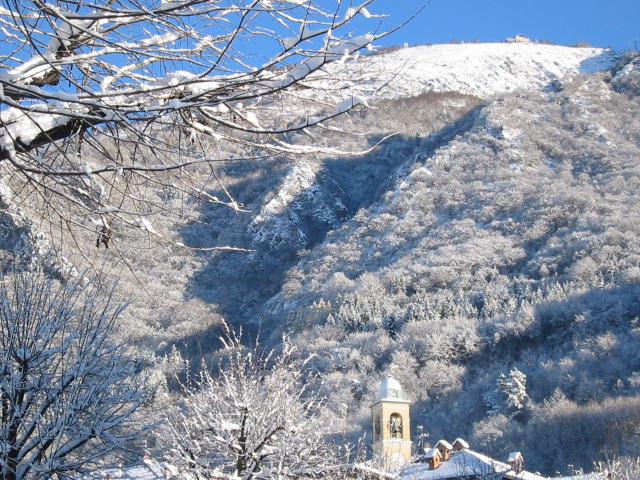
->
0;0;407;252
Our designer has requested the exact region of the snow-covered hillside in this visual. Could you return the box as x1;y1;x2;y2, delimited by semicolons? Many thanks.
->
325;43;621;100
251;45;640;477
4;39;640;478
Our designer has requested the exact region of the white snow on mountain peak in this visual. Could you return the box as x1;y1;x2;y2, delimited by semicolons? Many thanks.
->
324;42;622;100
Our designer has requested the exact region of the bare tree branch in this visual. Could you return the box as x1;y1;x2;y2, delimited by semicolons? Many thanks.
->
0;0;405;252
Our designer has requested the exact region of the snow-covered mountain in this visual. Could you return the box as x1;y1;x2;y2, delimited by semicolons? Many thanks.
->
4;41;640;477
245;43;624;264
236;43;640;477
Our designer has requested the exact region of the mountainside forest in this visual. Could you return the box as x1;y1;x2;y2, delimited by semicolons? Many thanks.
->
2;42;640;477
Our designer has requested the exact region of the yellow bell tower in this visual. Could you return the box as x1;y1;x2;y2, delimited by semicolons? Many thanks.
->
371;377;412;466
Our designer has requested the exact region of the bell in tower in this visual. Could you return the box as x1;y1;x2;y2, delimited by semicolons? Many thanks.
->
370;377;412;467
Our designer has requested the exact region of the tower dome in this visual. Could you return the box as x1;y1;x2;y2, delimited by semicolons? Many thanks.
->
377;377;405;401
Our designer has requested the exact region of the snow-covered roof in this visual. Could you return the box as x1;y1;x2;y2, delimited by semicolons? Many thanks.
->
423;449;441;460
377;377;409;401
552;475;605;480
509;452;524;462
404;449;547;480
435;440;453;450
81;453;603;480
80;458;177;480
452;438;469;449
293;462;399;480
507;34;531;43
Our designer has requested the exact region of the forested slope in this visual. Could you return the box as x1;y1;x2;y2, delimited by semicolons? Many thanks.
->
261;50;640;475
2;42;640;476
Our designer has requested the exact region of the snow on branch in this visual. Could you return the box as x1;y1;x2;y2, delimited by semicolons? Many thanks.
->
0;0;399;250
159;322;344;480
0;270;155;480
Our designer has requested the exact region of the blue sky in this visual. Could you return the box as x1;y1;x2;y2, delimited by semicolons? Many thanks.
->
368;0;640;51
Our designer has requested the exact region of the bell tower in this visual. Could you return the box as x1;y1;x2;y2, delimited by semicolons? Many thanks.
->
371;377;412;466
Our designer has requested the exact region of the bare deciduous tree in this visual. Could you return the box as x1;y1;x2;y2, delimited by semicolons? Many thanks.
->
0;0;401;251
0;270;154;480
160;326;341;480
595;456;640;480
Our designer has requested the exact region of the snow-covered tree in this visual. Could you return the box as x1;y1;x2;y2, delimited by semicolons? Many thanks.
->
595;456;640;480
160;326;340;480
0;0;399;249
0;270;154;480
494;367;528;421
483;367;529;421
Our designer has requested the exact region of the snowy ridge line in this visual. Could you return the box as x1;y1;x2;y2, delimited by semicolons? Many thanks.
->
319;43;623;101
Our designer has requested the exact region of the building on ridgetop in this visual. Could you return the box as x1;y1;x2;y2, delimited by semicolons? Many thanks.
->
506;34;531;43
370;377;412;466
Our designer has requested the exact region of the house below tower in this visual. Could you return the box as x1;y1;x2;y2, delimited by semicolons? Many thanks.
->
368;378;604;480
